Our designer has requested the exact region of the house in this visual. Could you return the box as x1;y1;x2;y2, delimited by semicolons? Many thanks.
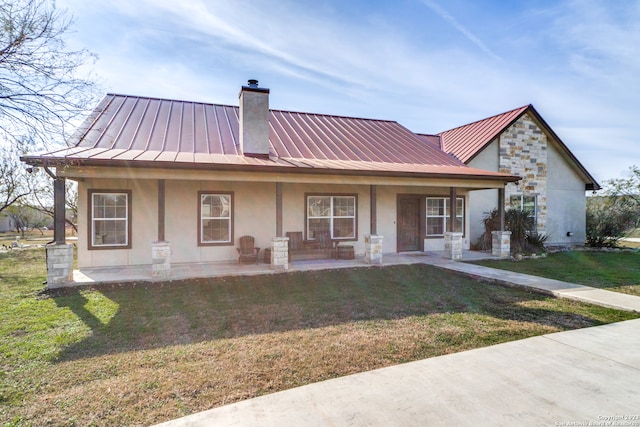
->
423;105;600;247
0;214;16;233
21;80;596;287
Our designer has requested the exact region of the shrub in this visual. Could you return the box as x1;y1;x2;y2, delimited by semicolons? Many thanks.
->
586;197;635;247
477;208;546;254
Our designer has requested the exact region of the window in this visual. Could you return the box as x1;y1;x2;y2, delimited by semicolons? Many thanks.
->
426;197;464;237
510;195;536;231
89;190;131;249
306;195;356;240
199;192;233;245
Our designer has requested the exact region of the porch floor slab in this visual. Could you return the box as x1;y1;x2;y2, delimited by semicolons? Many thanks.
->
72;250;498;285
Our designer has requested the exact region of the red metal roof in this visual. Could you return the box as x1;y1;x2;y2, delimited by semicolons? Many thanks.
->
437;105;530;163
23;93;520;182
434;104;599;190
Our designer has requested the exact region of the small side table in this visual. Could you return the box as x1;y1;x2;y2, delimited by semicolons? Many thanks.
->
337;245;355;260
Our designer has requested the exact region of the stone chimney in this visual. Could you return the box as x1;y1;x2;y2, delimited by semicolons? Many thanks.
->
239;79;270;157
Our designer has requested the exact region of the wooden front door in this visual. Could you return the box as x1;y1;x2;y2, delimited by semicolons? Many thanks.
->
397;196;422;252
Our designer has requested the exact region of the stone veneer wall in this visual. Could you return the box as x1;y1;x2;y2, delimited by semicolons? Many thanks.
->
499;113;547;234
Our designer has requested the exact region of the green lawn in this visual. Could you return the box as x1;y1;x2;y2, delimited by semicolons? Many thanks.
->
1;248;638;426
472;251;640;296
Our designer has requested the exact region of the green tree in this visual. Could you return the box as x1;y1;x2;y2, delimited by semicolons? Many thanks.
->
604;165;640;229
586;196;635;247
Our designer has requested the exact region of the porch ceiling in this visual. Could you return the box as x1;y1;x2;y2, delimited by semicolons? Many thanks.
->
52;163;518;190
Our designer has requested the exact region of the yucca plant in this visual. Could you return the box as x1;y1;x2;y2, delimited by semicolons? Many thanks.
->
477;208;540;254
505;209;532;253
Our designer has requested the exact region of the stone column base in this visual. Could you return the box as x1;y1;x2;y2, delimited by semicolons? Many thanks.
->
271;237;289;270
152;241;171;279
46;243;74;288
444;232;463;260
365;235;383;265
492;231;511;258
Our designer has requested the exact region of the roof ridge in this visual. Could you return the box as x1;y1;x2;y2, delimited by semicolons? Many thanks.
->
105;93;234;108
104;93;401;124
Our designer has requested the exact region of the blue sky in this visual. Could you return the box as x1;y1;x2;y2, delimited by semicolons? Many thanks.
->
59;0;639;182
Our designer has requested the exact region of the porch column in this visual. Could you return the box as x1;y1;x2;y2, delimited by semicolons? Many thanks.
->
158;179;165;241
276;182;283;237
444;187;463;260
46;176;74;288
492;186;511;258
448;187;456;233
271;236;289;270
53;177;66;245
152;179;171;279
370;185;377;235
365;234;383;265
498;186;505;232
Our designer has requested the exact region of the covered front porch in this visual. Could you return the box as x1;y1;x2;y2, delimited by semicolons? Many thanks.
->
39;167;516;288
72;250;501;285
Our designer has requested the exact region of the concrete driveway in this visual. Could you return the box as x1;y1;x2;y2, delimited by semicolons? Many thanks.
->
154;318;640;427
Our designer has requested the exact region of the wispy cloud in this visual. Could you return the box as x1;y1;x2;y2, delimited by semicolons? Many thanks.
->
55;0;639;180
420;0;503;62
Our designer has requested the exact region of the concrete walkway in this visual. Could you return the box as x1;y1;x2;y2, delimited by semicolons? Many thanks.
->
152;255;640;427
422;256;640;312
155;318;640;427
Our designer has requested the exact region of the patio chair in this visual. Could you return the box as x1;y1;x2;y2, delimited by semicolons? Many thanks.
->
237;235;260;264
286;231;305;252
316;231;336;259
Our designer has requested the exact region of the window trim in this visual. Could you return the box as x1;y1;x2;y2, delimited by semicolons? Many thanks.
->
305;193;358;241
198;191;234;246
88;189;132;250
425;196;465;238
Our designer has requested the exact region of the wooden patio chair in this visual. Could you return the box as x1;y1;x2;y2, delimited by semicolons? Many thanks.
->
237;235;260;264
316;231;336;259
286;231;305;253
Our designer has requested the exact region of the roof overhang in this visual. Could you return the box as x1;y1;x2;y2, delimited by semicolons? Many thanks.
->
21;152;521;188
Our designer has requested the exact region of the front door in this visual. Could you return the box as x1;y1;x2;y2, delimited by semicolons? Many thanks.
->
397;196;422;252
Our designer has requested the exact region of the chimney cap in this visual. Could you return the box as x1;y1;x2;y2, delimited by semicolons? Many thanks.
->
240;79;270;95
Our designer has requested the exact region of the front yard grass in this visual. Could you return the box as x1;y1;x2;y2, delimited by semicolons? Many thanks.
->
1;248;638;426
472;251;640;296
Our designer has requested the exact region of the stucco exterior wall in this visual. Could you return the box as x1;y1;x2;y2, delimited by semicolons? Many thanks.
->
376;186;470;253
466;112;589;247
546;143;587;245
76;175;477;267
467;139;500;245
78;178;157;268
282;182;371;256
78;179;276;268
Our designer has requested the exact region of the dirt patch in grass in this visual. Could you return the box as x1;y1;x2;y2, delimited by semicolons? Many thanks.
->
1;249;638;426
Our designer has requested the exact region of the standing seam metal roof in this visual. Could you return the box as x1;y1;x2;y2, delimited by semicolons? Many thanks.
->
437;105;530;163
22;93;523;182
62;93;469;167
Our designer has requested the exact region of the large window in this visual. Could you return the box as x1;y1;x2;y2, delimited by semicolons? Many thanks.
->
510;194;536;231
306;195;356;240
426;197;464;237
89;190;131;249
199;192;233;245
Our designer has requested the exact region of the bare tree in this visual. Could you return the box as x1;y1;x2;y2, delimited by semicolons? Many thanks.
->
0;0;99;147
6;201;49;236
0;142;29;213
26;168;77;232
